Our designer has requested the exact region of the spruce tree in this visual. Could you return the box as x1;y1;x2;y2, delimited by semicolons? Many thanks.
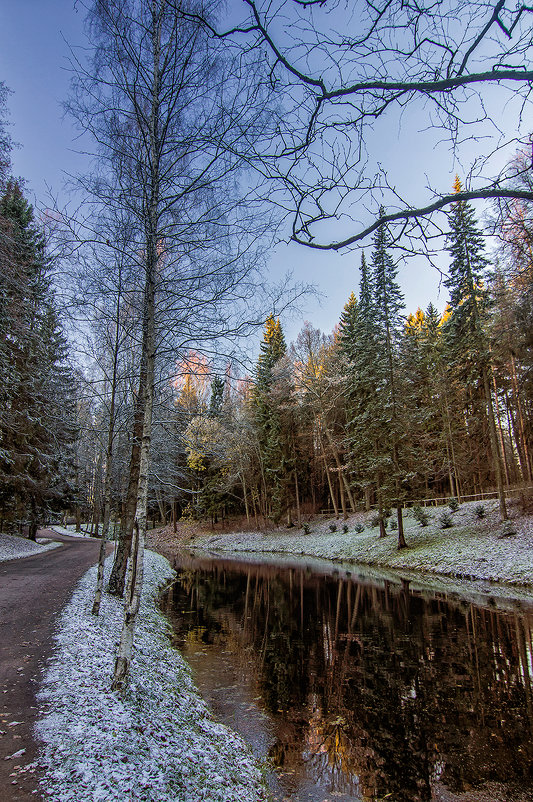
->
370;213;409;547
0;182;77;534
444;177;508;519
253;316;294;523
339;253;381;514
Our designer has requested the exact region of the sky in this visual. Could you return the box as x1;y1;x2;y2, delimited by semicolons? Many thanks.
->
0;1;509;345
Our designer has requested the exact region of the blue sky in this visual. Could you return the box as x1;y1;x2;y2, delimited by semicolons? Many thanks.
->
0;1;480;343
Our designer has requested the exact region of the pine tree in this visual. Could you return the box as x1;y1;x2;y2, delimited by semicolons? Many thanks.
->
444;177;508;519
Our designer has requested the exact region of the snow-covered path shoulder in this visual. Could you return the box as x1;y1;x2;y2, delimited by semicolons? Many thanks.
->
0;532;60;562
36;551;268;802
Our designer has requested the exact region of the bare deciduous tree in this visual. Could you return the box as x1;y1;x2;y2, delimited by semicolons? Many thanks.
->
68;0;288;689
184;0;533;247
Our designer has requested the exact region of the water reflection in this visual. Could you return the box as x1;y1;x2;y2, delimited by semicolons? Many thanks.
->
162;555;533;802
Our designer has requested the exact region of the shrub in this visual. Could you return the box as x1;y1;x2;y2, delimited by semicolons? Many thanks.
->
412;506;430;526
355;523;364;533
475;504;486;519
370;515;380;528
439;511;454;528
303;523;311;535
498;520;517;539
329;523;337;532
389;518;397;530
448;497;459;512
342;524;349;534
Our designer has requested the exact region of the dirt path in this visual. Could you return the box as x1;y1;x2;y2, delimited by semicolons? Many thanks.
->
0;530;110;801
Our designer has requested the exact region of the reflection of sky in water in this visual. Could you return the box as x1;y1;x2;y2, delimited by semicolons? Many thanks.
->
163;556;533;802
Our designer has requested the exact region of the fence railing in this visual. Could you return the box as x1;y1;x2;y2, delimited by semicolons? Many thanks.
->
318;484;533;515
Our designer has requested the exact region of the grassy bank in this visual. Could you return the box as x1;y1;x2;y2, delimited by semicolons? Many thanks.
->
188;498;533;590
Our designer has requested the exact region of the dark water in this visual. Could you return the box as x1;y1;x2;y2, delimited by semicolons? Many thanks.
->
161;554;533;802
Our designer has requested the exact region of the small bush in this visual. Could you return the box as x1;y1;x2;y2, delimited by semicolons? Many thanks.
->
303;523;311;535
329;523;337;532
475;504;486;519
412;506;430;526
355;523;364;533
342;524;349;534
389;518;397;530
370;515;380;528
439;511;454;528
448;498;459;512
498;520;517;539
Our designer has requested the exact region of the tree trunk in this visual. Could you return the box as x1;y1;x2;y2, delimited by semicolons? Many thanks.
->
492;374;510;487
28;497;38;542
93;287;122;616
396;505;407;549
241;472;250;524
482;367;507;520
323;426;356;512
111;240;156;690
319;428;338;516
510;354;532;481
294;469;301;528
107;362;146;597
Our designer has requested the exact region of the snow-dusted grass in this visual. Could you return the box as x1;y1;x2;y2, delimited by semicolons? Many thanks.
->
0;532;61;562
48;525;94;539
36;550;268;802
195;499;533;590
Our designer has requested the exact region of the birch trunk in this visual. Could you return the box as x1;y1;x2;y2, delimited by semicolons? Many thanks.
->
111;2;160;689
111;252;156;689
93;274;122;616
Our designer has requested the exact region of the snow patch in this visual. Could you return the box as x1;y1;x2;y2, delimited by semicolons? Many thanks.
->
0;533;61;563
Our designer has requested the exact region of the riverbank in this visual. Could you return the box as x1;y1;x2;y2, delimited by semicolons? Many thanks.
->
35;551;268;802
179;498;533;591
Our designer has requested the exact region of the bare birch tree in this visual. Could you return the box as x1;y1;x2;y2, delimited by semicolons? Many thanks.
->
68;0;282;688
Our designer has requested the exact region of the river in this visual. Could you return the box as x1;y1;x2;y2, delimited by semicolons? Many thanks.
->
161;552;533;802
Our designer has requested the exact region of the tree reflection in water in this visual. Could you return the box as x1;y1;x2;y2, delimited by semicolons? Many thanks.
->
162;556;533;802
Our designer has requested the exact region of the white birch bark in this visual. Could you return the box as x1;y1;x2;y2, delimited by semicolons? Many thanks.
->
111;1;161;690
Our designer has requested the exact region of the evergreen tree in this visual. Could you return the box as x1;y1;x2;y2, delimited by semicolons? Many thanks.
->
401;304;464;500
370;214;409;546
208;376;225;417
253;316;294;523
443;178;508;519
339;253;380;514
0;182;77;535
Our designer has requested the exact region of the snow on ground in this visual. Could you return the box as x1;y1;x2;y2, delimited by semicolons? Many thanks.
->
0;532;61;562
48;525;94;539
195;499;533;590
35;550;269;802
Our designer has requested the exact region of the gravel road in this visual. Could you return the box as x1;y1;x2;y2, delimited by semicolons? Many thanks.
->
0;530;109;801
